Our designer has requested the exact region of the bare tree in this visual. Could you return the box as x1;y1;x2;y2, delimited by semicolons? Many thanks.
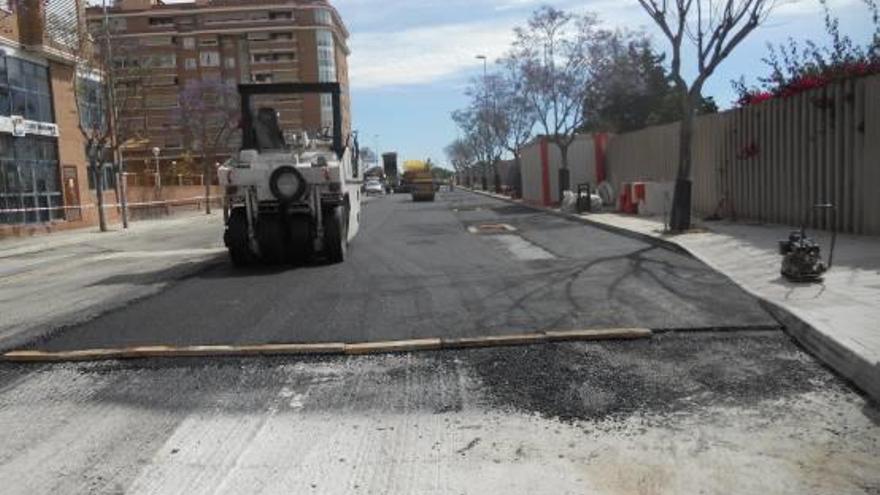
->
637;0;781;231
67;0;151;230
451;91;505;191
512;6;597;199
175;79;240;214
444;137;476;185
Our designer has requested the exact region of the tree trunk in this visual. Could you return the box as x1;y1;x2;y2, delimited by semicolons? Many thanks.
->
558;145;571;203
91;156;108;232
512;154;523;199
492;158;501;194
670;93;697;232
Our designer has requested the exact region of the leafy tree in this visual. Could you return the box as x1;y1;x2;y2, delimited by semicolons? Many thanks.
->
582;31;717;133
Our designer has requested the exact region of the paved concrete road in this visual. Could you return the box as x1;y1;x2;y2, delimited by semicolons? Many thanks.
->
1;191;878;493
0;213;225;351
31;191;776;351
1;333;878;494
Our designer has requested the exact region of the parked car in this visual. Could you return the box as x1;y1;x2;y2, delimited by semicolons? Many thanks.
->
364;179;385;195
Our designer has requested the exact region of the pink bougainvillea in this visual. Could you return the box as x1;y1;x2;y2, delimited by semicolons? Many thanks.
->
737;61;880;107
735;0;880;108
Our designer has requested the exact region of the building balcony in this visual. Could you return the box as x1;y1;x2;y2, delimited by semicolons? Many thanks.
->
18;0;82;62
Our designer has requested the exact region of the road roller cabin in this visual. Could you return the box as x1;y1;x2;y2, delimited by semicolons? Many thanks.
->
218;83;362;266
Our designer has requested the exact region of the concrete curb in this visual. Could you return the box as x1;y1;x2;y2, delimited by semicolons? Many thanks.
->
1;328;653;363
463;188;879;403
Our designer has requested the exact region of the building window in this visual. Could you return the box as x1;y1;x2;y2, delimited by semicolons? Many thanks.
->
252;73;273;83
269;11;292;21
224;57;236;69
185;58;197;70
0;135;63;224
248;32;269;41
314;9;332;25
77;77;105;132
144;75;178;87
183;37;195;49
200;51;220;67
251;52;295;64
86;160;116;191
145;93;178;108
0;56;54;123
148;17;174;27
113;56;140;69
270;32;294;41
141;36;174;46
316;30;336;129
204;12;260;24
163;135;182;149
316;30;336;82
144;54;176;68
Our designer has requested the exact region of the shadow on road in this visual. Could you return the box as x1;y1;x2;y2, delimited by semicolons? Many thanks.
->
88;259;224;287
197;257;335;280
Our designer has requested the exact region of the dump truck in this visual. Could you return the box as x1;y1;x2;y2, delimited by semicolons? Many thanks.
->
403;160;435;202
382;152;399;193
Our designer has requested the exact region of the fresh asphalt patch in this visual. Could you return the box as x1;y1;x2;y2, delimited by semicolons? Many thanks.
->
0;332;856;423
18;191;780;353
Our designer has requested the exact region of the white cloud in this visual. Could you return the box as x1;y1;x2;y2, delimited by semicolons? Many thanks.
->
344;0;647;90
349;18;518;89
345;0;864;90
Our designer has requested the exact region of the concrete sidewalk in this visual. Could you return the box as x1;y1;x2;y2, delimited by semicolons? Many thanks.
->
0;213;226;351
468;188;880;403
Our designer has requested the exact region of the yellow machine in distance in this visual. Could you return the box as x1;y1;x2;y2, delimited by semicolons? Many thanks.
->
402;160;435;202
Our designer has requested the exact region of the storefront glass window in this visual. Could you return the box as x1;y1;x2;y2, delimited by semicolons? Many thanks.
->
0;56;54;123
0;135;62;224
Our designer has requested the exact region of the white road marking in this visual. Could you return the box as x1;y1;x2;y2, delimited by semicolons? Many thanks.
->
492;235;555;261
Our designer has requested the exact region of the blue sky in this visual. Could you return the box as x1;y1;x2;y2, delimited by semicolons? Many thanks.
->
336;0;875;167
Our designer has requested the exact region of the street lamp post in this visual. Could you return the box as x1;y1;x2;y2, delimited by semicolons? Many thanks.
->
475;54;487;79
475;54;489;192
151;146;161;189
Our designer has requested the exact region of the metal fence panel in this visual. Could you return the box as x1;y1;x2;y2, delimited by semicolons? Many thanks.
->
597;74;880;235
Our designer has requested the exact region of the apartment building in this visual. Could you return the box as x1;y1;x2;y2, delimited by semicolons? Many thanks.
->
0;0;114;234
86;0;351;174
